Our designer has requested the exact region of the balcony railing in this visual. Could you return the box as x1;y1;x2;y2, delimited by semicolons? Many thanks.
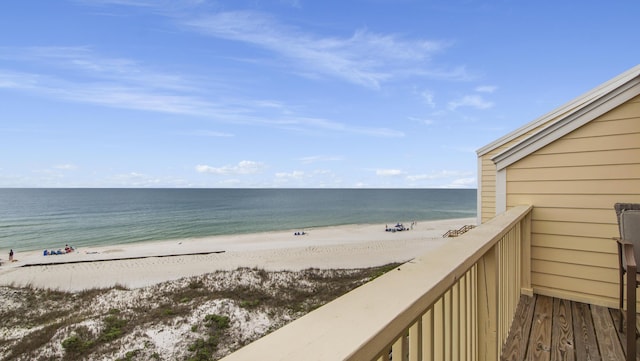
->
219;205;533;361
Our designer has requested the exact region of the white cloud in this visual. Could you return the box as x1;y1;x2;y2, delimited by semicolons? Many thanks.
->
195;160;266;175
376;169;405;176
408;116;434;125
53;164;78;170
475;85;497;93
448;95;494;110
275;170;305;179
298;155;344;164
420;90;436;108
448;177;476;188
190;130;234;137
406;170;473;182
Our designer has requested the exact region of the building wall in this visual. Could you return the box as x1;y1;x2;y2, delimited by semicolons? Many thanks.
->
479;153;498;223
505;94;640;307
479;124;563;223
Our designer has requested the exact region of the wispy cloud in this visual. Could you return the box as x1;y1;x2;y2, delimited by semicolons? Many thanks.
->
53;164;78;170
475;85;497;93
420;90;436;108
275;170;305;179
446;177;476;188
407;116;434;126
376;169;405;176
184;11;449;89
448;95;494;110
0;46;195;92
298;155;344;164
406;170;473;182
195;160;266;175
0;47;404;137
76;0;153;5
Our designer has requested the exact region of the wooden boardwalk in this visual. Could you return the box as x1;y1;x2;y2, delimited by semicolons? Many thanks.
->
502;294;639;361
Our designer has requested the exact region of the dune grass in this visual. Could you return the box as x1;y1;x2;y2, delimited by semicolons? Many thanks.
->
0;263;400;360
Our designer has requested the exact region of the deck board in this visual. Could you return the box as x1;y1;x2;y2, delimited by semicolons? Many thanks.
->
502;295;536;360
551;298;574;361
526;295;553;361
571;301;600;361
591;304;625;360
502;295;637;361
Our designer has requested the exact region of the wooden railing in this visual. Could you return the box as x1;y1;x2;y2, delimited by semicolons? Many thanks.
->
219;205;533;361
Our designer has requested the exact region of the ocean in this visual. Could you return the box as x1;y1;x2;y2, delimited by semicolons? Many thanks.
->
0;188;476;252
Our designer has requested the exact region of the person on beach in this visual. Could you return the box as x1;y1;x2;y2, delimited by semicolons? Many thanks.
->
9;249;14;261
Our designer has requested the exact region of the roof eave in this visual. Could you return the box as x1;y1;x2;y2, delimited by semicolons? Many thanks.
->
492;77;640;170
477;64;640;158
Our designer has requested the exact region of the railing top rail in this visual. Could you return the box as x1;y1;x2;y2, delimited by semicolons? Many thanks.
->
220;205;533;361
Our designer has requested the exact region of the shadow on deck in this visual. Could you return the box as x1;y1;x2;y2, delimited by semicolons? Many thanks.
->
502;294;639;361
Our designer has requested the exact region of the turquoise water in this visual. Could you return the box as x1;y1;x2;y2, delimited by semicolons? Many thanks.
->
0;188;476;251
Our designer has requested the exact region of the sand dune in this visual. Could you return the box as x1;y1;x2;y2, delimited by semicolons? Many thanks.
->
0;218;475;292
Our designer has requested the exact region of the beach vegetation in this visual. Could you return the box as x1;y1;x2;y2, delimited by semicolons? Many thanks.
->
369;263;400;280
204;314;230;330
61;326;95;358
114;283;130;291
7;322;66;359
100;314;128;342
116;348;141;361
187;336;219;361
188;280;204;289
0;263;401;360
239;299;260;308
187;314;230;361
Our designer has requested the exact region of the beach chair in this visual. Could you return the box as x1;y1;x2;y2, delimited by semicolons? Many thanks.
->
614;203;640;361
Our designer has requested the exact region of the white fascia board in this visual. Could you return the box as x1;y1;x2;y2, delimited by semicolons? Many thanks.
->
477;64;640;158
492;79;640;171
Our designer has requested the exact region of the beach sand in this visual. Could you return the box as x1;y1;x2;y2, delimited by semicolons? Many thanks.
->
0;217;475;292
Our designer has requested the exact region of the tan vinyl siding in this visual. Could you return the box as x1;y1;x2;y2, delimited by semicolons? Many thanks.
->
479;154;497;222
505;94;640;307
479;125;560;223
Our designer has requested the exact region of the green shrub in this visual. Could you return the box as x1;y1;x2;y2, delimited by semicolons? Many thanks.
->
61;334;94;355
116;348;140;361
187;336;218;361
100;315;127;342
204;314;230;330
239;299;260;308
162;308;174;316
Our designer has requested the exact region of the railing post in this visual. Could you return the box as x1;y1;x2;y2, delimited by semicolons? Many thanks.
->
520;211;533;296
477;245;498;361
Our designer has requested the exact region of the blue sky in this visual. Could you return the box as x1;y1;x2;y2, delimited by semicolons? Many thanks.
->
1;0;638;188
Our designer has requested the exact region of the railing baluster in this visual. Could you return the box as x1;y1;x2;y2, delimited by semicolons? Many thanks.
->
422;308;434;361
434;297;444;360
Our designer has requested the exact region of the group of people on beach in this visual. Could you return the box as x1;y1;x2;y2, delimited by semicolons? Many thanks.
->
43;244;75;256
385;221;417;233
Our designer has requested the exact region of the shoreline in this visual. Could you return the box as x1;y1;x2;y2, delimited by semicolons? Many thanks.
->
0;217;475;292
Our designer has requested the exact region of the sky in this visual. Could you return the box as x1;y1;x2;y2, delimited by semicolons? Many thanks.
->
0;1;638;188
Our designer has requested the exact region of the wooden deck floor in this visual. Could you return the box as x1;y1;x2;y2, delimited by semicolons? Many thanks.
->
501;294;640;361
